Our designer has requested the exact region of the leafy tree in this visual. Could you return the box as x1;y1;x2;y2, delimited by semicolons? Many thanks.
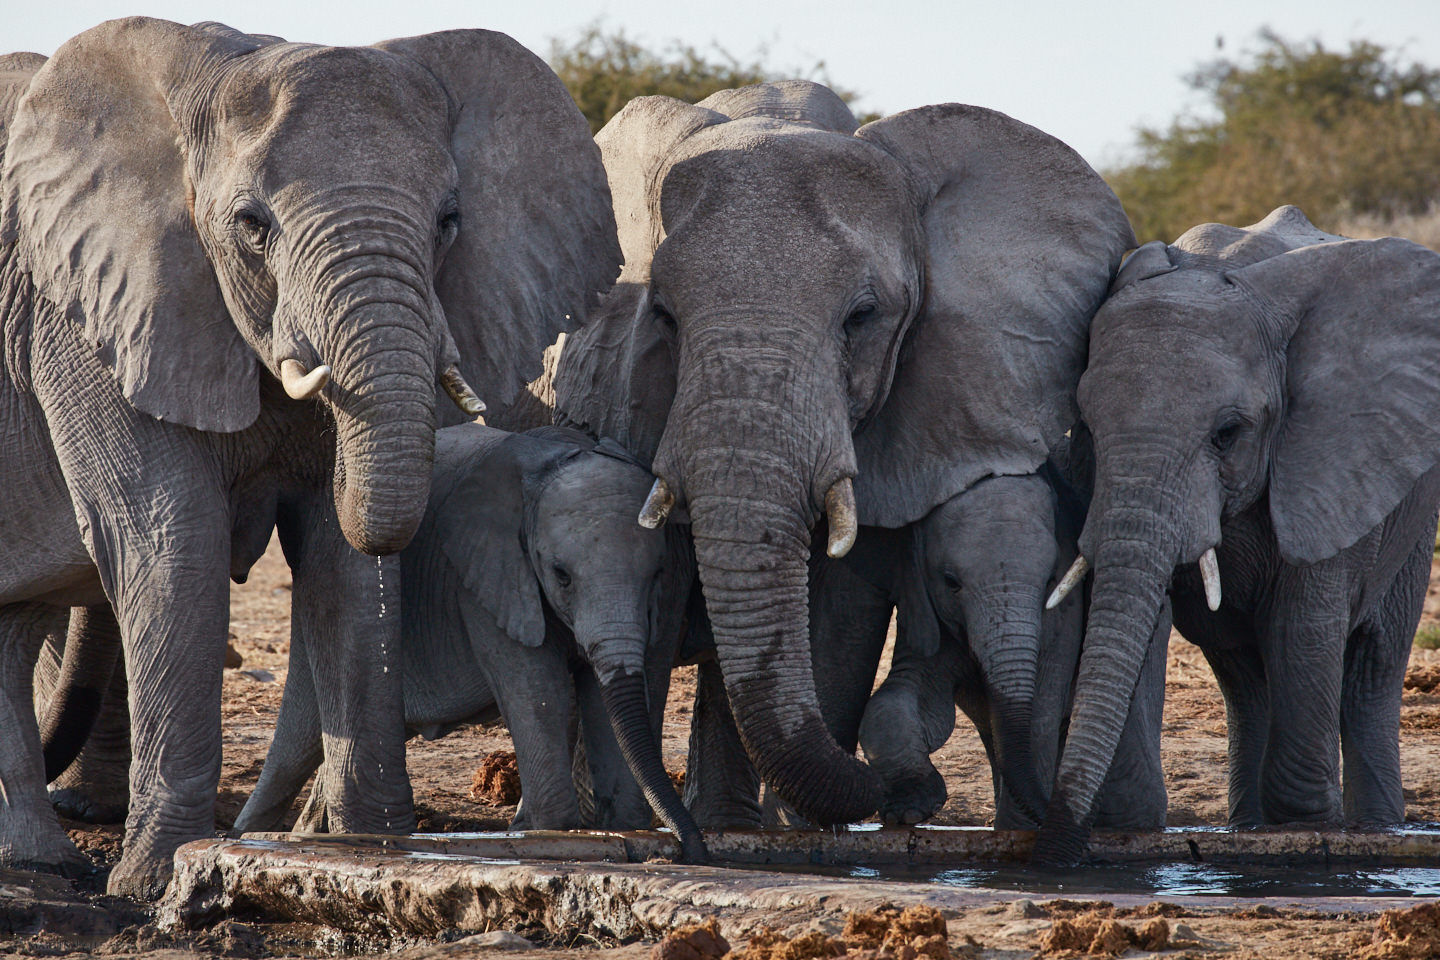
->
548;24;877;134
1107;31;1440;243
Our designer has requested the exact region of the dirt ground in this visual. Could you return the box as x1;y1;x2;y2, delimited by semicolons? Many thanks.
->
15;536;1440;958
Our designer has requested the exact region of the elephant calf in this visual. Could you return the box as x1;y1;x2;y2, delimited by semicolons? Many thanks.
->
859;461;1168;830
234;423;704;861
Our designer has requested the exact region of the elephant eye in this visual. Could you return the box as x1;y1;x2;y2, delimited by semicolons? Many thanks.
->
943;571;962;592
845;303;878;328
653;304;677;333
1211;421;1242;453
436;209;460;247
552;563;572;589
234;208;270;249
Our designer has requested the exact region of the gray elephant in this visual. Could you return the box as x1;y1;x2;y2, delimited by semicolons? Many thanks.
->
555;80;1133;824
232;423;703;860
1035;206;1440;863
858;455;1168;829
0;20;617;895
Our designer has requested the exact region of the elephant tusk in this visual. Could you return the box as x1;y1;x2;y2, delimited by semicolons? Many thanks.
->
279;358;331;400
1046;554;1089;610
637;478;674;529
1199;546;1222;611
824;478;858;559
440;365;486;418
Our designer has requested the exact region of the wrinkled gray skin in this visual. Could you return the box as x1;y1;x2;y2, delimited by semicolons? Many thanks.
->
859;460;1167;829
234;424;703;861
0;20;617;896
556;81;1133;824
1037;206;1440;863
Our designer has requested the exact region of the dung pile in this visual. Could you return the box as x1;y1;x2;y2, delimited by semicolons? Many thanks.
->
1404;664;1440;693
651;906;966;960
1357;902;1440;960
1038;906;1169;957
468;751;521;805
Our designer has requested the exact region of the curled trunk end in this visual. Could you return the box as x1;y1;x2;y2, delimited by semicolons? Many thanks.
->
598;673;707;863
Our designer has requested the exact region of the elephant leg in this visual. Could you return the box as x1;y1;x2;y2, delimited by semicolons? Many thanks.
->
1341;537;1429;826
0;603;88;875
232;625;323;834
1202;642;1269;826
859;644;960;827
294;765;331;833
285;496;413;836
683;658;761;829
1092;617;1169;829
39;606;131;824
574;665;650;829
483;646;581;830
1257;566;1349;826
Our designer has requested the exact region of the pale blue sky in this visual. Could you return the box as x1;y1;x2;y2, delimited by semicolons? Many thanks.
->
12;1;1439;167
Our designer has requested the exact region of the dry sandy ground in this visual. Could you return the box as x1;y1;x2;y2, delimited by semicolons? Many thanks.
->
12;536;1440;958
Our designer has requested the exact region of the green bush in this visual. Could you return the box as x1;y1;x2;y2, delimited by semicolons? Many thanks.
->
1415;623;1440;650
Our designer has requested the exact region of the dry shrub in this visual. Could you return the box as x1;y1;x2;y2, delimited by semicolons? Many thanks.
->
653;919;732;960
469;751;521;805
1358;902;1440;960
1039;909;1169;957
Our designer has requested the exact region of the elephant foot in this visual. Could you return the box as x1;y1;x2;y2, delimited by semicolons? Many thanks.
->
878;767;946;826
50;786;128;825
0;817;92;879
106;847;175;900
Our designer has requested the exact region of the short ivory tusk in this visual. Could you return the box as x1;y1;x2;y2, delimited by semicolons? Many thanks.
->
824;477;858;559
1199;546;1222;611
1046;554;1090;610
637;478;674;529
279;358;331;400
440;365;485;417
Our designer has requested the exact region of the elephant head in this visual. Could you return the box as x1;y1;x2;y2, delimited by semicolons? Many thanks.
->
433;425;704;860
1036;205;1440;861
556;81;1132;824
1;18;618;554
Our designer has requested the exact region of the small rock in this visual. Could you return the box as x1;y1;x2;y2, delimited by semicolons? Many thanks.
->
240;668;275;683
454;930;532;950
1007;899;1045;919
1171;922;1202;943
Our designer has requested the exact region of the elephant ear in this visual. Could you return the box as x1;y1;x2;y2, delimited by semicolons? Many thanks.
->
1;18;271;432
1109;241;1176;295
1228;237;1440;565
374;31;621;425
695;80;858;132
432;425;547;648
595;95;725;282
851;105;1135;527
554;282;676;465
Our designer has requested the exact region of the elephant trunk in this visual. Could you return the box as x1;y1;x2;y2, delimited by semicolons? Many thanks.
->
1033;479;1175;863
596;670;707;863
318;280;439;556
968;607;1046;824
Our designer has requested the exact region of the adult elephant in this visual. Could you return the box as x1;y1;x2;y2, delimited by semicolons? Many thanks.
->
1037;206;1440;862
556;80;1133;824
0;19;617;895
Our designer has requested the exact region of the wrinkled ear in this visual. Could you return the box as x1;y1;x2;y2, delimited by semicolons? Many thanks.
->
1;19;269;431
375;31;621;425
895;531;943;659
852;105;1135;527
595;95;725;282
554;282;676;466
1230;238;1440;565
1109;242;1175;295
433;430;546;647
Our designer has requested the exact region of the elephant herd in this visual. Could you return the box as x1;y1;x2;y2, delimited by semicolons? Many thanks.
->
3;18;1440;899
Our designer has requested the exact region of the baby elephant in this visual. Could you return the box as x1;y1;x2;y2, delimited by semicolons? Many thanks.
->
859;458;1168;830
235;423;703;861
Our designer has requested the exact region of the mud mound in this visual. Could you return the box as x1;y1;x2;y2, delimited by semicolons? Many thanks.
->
469;751;521;805
653;919;731;960
1358;902;1440;960
1404;664;1440;693
1039;910;1168;957
716;906;959;960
